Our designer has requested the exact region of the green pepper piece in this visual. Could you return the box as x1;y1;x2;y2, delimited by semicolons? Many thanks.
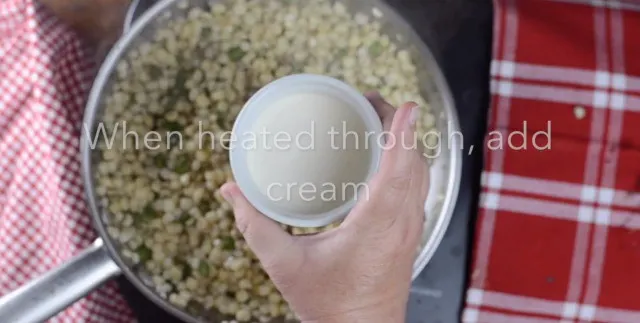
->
174;155;191;174
198;200;210;214
183;265;192;279
163;121;183;132
200;26;212;39
133;204;157;226
175;258;192;279
136;245;153;263
146;65;163;79
142;203;158;220
153;154;167;168
228;46;246;62
176;213;190;224
175;69;191;87
132;212;143;226
163;95;180;111
198;261;210;277
221;236;235;251
162;69;190;111
186;299;204;314
368;41;384;58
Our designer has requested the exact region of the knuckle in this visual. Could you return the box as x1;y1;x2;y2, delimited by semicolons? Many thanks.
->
387;175;412;192
261;246;304;289
233;212;251;236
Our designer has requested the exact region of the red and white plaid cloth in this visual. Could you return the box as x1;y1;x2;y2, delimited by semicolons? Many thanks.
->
0;0;135;321
463;0;640;322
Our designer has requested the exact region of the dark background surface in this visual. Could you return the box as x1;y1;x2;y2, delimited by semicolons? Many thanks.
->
117;0;493;322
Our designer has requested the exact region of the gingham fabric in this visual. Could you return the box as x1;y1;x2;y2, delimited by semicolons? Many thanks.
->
0;0;135;321
463;0;640;322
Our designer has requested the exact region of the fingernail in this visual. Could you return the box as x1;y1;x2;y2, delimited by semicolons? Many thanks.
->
221;189;235;206
365;91;382;99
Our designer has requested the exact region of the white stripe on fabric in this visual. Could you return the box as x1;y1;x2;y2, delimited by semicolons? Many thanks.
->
479;311;561;323
494;61;599;86
472;0;521;311
491;81;640;112
596;307;640;323
562;5;609;314
481;192;579;220
462;307;562;323
628;95;640;109
480;192;640;229
461;307;480;323
627;77;640;92
492;61;640;92
545;0;640;11
467;289;640;323
482;172;640;209
583;5;627;309
467;289;564;316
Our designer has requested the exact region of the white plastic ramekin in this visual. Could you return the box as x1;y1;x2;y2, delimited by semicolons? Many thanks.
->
229;74;383;228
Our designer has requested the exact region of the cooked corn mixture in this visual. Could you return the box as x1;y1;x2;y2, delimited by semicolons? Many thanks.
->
96;0;437;322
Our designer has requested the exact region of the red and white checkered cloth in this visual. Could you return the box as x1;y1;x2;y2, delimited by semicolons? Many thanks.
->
463;0;640;322
0;0;135;321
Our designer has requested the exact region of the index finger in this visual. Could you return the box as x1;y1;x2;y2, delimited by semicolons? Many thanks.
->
365;91;395;132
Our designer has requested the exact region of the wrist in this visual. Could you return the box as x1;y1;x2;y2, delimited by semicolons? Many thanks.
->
302;300;406;323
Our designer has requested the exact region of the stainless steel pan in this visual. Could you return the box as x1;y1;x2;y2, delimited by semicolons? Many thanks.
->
0;0;461;322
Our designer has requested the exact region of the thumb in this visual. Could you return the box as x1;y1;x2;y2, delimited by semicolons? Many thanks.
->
345;101;429;227
220;182;298;267
377;101;429;207
380;101;424;180
370;101;428;199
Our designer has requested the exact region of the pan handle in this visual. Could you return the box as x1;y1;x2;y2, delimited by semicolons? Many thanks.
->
123;0;142;34
0;238;122;323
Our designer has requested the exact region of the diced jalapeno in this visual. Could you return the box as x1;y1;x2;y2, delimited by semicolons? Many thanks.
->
175;258;192;279
154;154;167;168
133;204;157;226
174;155;191;174
176;213;190;224
198;261;210;277
146;65;163;79
221;236;235;251
142;203;158;220
228;46;246;62
164;121;183;132
200;26;212;38
368;41;384;58
136;245;153;263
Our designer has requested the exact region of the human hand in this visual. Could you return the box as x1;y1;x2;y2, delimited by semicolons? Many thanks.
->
221;93;429;323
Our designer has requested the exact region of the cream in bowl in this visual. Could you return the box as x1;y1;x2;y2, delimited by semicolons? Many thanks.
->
230;74;383;228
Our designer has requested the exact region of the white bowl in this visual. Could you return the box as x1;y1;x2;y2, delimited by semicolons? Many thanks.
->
229;74;384;228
